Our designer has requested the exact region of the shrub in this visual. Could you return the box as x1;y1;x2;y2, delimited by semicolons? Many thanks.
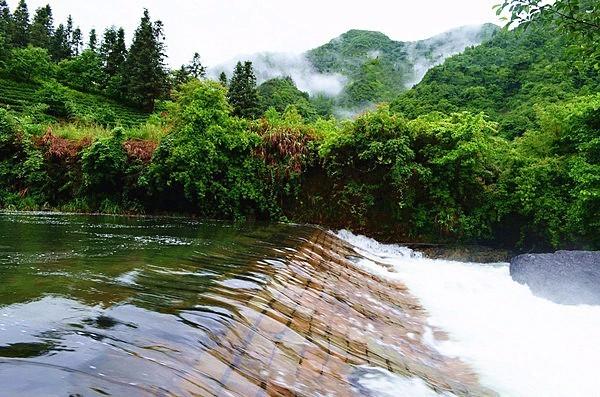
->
144;79;279;219
407;112;506;238
0;109;47;207
316;106;506;240
37;81;74;119
81;127;127;198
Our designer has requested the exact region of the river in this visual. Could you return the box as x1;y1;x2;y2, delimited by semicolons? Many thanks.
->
0;212;598;396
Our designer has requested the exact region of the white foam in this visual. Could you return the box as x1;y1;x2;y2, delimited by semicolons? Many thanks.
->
355;366;453;397
336;230;600;397
116;270;140;286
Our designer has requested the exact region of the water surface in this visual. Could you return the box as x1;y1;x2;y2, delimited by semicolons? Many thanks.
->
0;212;492;397
6;212;593;397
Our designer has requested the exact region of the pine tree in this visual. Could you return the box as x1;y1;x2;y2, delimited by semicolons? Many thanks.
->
188;52;206;78
122;9;168;110
50;23;71;61
171;65;190;87
71;27;82;55
0;0;11;43
219;71;228;87
11;0;30;48
30;5;53;49
65;14;73;51
101;27;127;75
228;61;260;119
100;26;127;96
0;30;5;65
172;52;207;86
88;28;97;51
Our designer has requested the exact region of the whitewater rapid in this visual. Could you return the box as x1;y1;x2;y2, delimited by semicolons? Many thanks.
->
336;230;600;397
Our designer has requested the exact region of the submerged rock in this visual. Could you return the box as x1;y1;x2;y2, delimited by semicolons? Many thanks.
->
510;251;600;305
413;244;511;263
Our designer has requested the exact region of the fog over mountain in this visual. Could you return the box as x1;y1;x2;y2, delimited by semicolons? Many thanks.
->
209;53;347;97
209;23;499;100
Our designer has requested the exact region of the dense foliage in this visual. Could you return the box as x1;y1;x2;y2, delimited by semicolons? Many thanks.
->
390;24;600;138
497;0;599;64
300;107;506;240
257;77;317;120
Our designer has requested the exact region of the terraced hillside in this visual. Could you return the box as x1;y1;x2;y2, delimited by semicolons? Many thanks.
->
0;78;149;127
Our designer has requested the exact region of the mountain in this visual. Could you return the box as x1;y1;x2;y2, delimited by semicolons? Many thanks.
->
211;24;499;112
390;23;600;137
307;23;499;105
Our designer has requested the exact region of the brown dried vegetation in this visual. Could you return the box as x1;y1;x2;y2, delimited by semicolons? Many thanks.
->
253;119;315;177
123;139;158;164
36;127;91;161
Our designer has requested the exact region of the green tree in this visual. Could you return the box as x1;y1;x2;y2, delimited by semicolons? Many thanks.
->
49;23;71;61
36;80;74;119
100;27;127;99
498;94;600;248
170;52;206;87
11;0;29;48
145;80;278;219
496;0;600;65
6;46;54;82
29;4;53;49
122;9;168;110
88;28;97;51
81;128;127;200
0;0;10;43
170;65;191;87
187;52;206;78
311;94;335;118
100;27;126;78
257;76;317;120
65;14;73;45
0;109;47;208
0;31;6;70
0;0;7;63
218;71;228;86
497;0;599;33
71;27;82;55
227;61;260;119
57;49;104;92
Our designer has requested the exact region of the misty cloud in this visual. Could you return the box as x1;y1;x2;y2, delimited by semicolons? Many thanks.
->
403;24;495;88
209;52;347;97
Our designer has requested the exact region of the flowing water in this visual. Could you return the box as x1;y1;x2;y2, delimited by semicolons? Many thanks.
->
0;213;598;397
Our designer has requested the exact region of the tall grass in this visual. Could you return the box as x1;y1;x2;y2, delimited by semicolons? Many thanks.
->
127;122;170;142
47;120;170;142
49;122;113;141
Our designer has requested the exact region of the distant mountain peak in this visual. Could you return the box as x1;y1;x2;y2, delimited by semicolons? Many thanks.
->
337;29;393;41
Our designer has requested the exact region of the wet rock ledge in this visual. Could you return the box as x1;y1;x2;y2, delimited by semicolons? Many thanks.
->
510;251;600;305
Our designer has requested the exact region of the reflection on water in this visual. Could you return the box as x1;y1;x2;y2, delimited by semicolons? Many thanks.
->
0;212;491;396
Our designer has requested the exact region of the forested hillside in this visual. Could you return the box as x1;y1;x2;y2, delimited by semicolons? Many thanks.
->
391;23;600;137
0;0;598;251
307;24;498;107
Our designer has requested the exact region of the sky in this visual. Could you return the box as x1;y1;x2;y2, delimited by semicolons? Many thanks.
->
6;0;503;67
